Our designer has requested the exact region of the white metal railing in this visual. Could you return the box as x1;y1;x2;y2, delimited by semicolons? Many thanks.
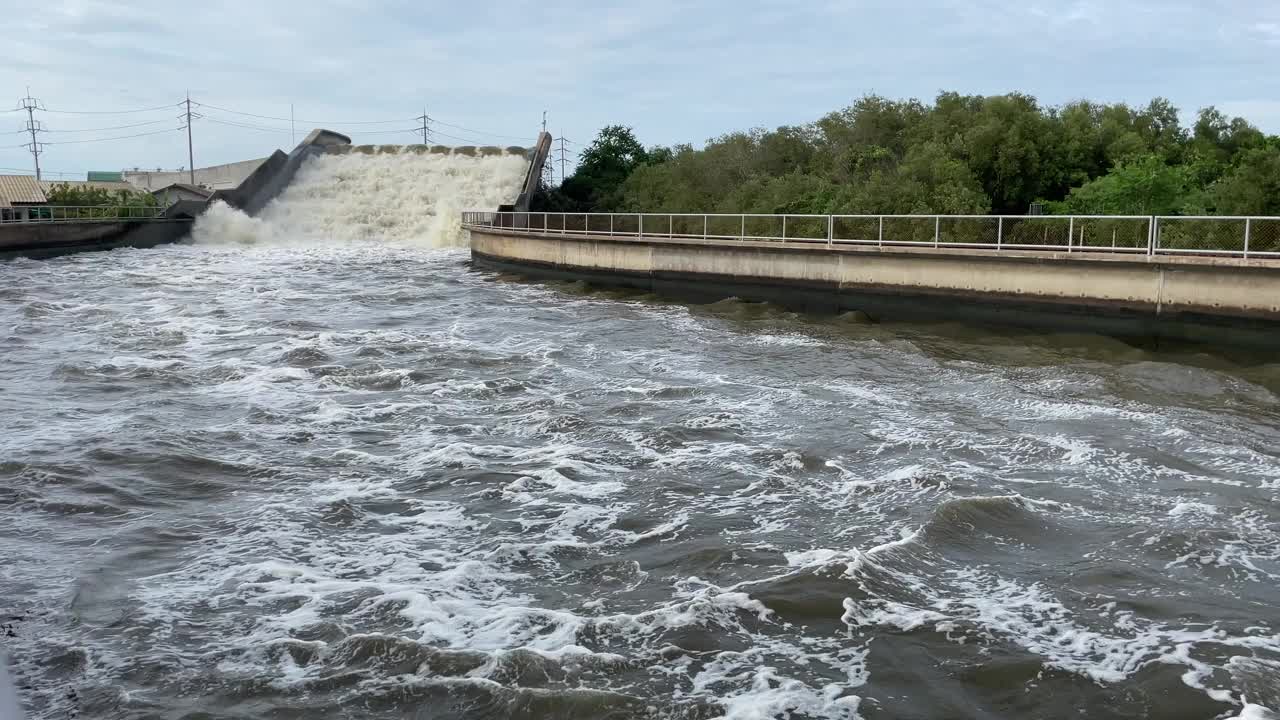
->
459;211;1280;259
0;206;169;224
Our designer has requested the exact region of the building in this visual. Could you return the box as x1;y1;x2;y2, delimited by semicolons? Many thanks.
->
123;158;267;192
0;175;48;221
151;183;213;206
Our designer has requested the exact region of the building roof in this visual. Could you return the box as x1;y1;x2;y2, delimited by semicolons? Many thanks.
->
0;175;47;207
152;183;213;198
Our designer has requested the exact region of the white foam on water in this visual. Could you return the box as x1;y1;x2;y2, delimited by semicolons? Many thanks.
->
1224;706;1280;720
192;149;528;247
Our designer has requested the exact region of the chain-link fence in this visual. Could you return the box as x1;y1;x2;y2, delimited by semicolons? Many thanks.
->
1156;217;1280;256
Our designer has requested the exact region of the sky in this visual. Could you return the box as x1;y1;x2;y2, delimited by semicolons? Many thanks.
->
2;0;1278;180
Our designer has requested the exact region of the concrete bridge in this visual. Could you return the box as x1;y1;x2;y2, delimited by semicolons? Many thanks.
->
462;211;1280;349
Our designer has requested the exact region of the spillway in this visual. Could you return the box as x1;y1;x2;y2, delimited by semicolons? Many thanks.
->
193;145;530;247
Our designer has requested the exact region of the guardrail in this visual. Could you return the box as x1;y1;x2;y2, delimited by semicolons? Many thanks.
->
460;211;1280;259
0;206;169;224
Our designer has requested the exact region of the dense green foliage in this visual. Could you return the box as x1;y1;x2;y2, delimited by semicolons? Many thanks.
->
45;183;159;208
544;92;1280;216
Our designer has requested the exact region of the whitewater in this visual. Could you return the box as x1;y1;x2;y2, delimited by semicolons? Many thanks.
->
192;148;529;247
2;149;1279;720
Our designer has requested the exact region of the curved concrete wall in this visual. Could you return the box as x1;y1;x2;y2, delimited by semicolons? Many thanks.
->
469;229;1280;348
210;129;352;217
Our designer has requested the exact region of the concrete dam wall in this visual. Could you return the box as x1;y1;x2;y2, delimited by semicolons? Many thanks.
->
468;228;1280;348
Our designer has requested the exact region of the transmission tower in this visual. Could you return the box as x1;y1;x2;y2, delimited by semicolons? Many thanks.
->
558;135;568;182
19;90;45;180
540;112;553;187
416;109;431;144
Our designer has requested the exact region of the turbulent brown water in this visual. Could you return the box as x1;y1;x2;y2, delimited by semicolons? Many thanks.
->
3;225;1280;718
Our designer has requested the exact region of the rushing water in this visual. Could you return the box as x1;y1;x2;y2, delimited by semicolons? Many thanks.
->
5;145;1280;718
3;240;1279;720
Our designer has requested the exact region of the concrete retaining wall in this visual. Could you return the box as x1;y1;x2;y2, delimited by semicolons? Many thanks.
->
469;230;1280;348
0;219;194;260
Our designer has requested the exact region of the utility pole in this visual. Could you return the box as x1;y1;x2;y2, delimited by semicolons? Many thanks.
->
184;92;195;185
20;89;44;180
416;109;430;145
541;111;547;135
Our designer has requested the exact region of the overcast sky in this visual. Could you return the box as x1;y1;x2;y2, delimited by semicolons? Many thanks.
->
2;0;1278;179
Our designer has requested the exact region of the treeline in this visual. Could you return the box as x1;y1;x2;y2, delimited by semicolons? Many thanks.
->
537;92;1280;217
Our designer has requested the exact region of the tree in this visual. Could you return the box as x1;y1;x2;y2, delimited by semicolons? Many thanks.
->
45;183;157;208
1055;155;1193;215
557;125;650;211
1208;146;1280;215
569;91;1275;221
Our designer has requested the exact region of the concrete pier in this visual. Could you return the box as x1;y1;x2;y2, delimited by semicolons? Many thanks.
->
468;228;1280;348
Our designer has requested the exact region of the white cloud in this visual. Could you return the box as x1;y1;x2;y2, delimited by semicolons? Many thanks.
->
1;0;1277;178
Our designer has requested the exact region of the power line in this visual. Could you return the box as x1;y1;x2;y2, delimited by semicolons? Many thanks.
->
191;99;533;144
193;101;411;125
44;127;183;145
43;118;174;133
0;166;85;177
430;129;493;144
42;101;183;115
430;117;535;142
199;116;291;133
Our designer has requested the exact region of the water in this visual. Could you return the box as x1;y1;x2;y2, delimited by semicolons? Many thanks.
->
3;154;1280;720
193;149;529;247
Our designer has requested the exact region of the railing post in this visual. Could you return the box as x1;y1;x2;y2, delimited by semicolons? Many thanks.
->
1068;216;1074;252
997;217;1003;249
1148;217;1157;255
703;215;708;240
741;215;746;240
934;216;940;248
782;215;787;241
610;214;614;236
639;214;644;238
668;215;673;238
878;216;883;247
827;215;833;247
1244;218;1252;259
